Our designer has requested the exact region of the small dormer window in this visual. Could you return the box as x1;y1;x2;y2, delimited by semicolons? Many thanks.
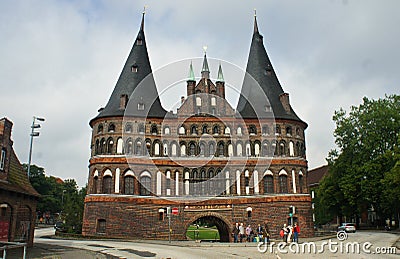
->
131;65;138;73
211;97;216;106
136;39;143;45
196;97;202;106
108;124;115;133
265;105;271;112
138;103;145;111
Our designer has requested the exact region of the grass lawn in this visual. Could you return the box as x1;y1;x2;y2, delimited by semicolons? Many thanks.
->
186;225;220;240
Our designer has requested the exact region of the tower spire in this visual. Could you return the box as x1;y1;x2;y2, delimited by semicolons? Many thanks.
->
188;61;195;82
253;9;259;34
217;63;224;82
201;46;210;79
140;6;146;31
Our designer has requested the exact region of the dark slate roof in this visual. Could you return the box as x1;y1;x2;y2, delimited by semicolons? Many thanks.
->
91;13;166;124
0;149;40;197
307;165;329;187
237;16;306;124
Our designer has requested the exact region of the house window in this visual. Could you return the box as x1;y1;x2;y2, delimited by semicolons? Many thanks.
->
136;39;143;45
138;103;145;111
164;127;170;135
211;97;216;106
279;175;288;193
178;126;185;135
202;125;208;134
212;125;219;135
299;174;304;193
151;125;158;135
131;65;138;72
103;176;112;194
275;125;281;135
286;126;292;136
97;219;106;234
125;124;132;133
124;176;135;195
249;125;257;135
138;124;145;134
263;175;274;193
196;97;202;106
140;176;151;195
218;142;224;157
97;124;103;134
262;126;269;135
189;142;196;156
209;143;215;157
93;176;98;193
0;148;6;171
191;125;197;135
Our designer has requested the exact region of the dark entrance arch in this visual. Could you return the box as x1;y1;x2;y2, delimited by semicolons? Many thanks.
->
186;214;231;242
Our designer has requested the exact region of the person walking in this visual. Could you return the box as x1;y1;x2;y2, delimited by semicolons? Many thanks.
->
281;224;289;243
239;222;245;242
263;222;270;244
232;222;240;243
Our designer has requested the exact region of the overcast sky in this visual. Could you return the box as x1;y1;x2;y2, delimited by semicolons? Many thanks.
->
1;0;398;187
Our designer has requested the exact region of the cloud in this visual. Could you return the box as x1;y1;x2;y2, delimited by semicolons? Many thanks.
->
1;0;399;186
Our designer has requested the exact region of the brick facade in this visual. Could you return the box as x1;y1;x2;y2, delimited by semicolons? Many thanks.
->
82;14;314;241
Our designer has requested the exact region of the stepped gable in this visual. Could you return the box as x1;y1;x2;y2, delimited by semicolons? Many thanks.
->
92;12;166;124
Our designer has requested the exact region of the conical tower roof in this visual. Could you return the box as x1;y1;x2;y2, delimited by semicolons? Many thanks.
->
237;15;305;124
92;13;166;123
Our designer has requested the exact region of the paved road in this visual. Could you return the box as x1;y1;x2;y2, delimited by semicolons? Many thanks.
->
32;228;399;258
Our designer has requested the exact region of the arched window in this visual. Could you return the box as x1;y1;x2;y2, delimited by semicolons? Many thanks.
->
151;125;158;135
196;96;202;106
97;124;103;134
202;125;208;134
124;176;135;194
190;125;197;135
254;142;260;157
263;175;274;193
279;174;288;193
138;124;145;134
286;126;292;136
296;142;301;157
108;124;115;133
289;141;294;157
116;138;123;154
106;138;114;154
103;175;112;194
224;127;231;135
163;143;168;156
296;127;301;137
154;142;160;156
279;141;286;156
93;176;98;193
272;141;278;156
100;138;106;154
180;143;186;156
212;125;219;135
134;139;141;155
275;125;281;135
189;142;196;156
125;124;132;133
171;142;177;156
228;143;234;157
95;139;100;155
211;97;216;106
209;143;215;156
262;125;269;135
178;126;185;135
245;143;251;156
262;141;269;156
299;173;304;193
249;125;257;135
200;142;206;156
237;126;242;135
218;142;224;157
237;143;243;156
140;176;151;195
164;127;170;135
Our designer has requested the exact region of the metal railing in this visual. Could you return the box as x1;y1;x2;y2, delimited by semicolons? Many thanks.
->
0;242;27;259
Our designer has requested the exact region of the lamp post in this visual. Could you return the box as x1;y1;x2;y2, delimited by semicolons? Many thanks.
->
27;116;45;177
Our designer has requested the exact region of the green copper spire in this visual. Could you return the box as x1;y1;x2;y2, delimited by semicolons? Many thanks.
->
217;63;224;82
201;46;210;79
188;61;195;82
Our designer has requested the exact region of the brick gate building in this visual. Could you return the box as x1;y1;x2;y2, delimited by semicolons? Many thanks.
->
82;13;313;241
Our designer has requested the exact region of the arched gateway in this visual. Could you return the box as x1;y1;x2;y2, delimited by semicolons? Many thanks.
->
185;212;232;242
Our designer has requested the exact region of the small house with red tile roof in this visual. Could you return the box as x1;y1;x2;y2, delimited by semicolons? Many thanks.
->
0;118;39;246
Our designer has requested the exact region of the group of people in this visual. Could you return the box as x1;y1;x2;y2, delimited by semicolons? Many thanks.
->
232;222;300;243
280;222;300;243
232;222;270;243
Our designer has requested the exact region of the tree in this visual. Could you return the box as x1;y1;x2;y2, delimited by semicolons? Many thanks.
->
317;95;400;227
